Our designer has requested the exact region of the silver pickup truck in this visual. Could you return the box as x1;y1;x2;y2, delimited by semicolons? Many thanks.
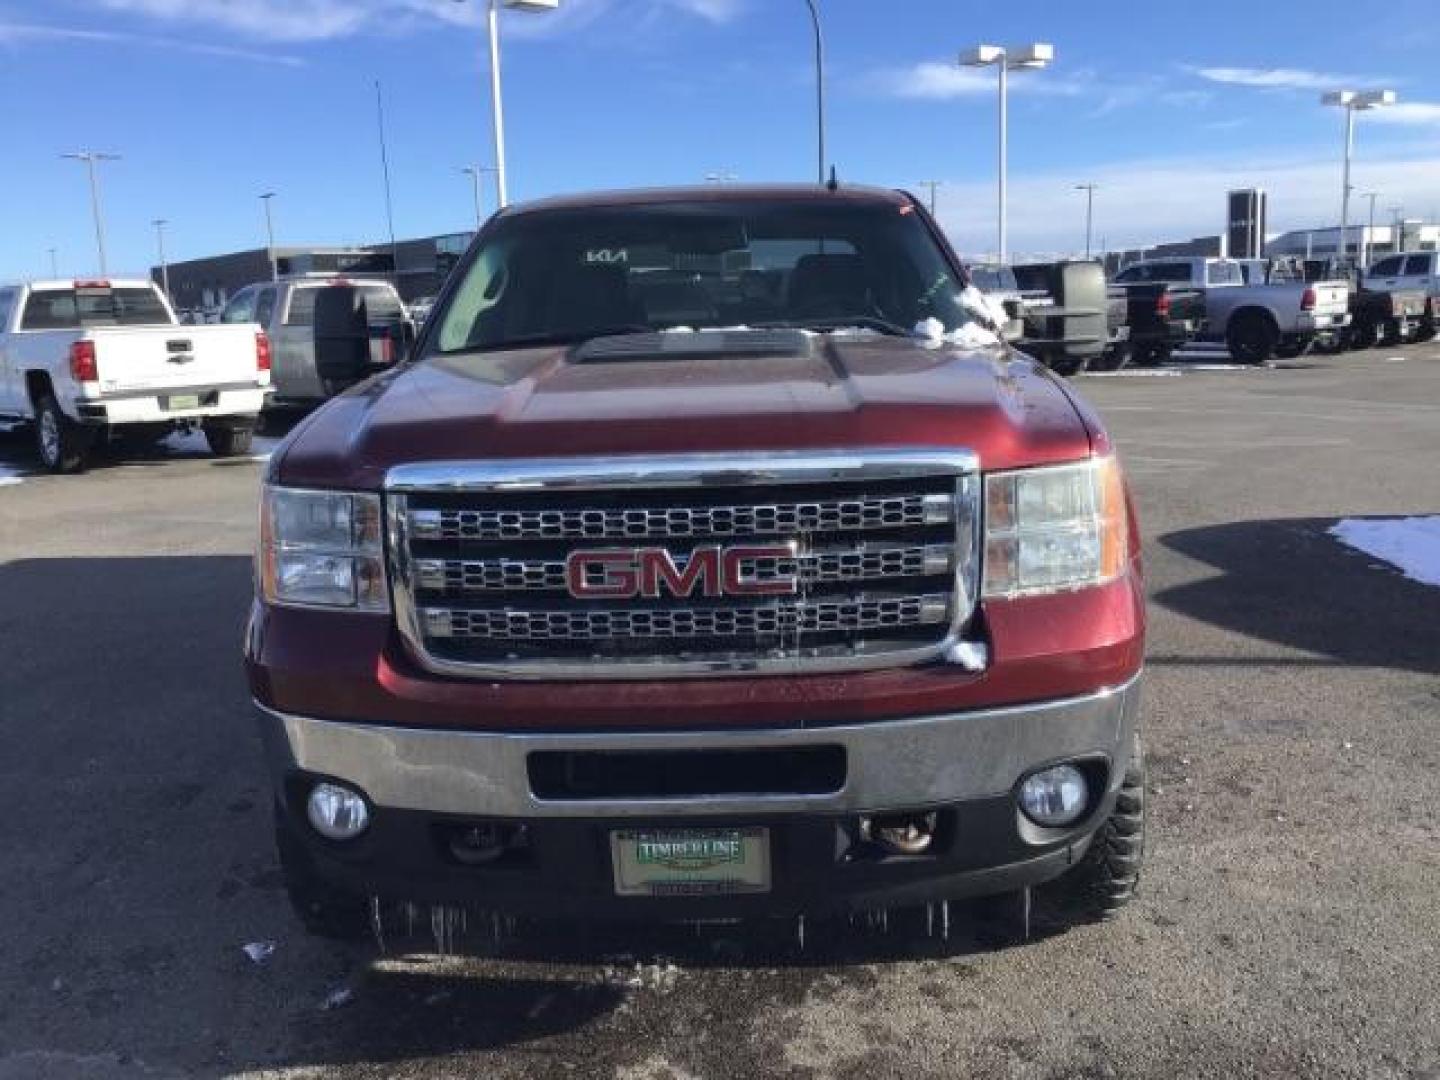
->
1112;257;1350;363
220;276;411;405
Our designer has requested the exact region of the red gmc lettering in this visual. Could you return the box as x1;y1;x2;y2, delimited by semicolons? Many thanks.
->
639;548;721;598
565;550;639;598
566;545;797;599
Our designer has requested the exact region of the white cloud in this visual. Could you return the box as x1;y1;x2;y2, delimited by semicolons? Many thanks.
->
0;19;304;63
875;60;1081;101
923;150;1440;260
1369;102;1440;126
1189;65;1383;92
80;0;738;42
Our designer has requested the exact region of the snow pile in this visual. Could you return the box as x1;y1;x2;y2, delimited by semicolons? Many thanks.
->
911;317;1001;349
1330;516;1440;587
0;465;22;488
958;285;1011;331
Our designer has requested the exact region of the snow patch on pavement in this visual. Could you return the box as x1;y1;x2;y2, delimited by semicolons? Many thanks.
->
162;430;281;463
1081;369;1182;378
1330;516;1440;588
0;461;25;487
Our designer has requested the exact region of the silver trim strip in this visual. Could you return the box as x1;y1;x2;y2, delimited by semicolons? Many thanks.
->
384;449;982;682
254;675;1140;819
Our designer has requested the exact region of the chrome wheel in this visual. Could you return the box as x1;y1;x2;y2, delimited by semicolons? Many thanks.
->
38;408;60;466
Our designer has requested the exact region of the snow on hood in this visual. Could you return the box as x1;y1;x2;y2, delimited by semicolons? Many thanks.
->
1330;516;1440;587
912;316;1001;349
959;285;1012;331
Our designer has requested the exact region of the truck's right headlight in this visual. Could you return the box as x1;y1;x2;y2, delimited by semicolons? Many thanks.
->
258;485;389;611
981;455;1128;598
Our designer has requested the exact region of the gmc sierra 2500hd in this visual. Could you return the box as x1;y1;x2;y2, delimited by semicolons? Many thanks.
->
246;185;1146;939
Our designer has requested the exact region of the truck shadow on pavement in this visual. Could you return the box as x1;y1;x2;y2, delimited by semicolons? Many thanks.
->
0;553;1052;1077
1152;517;1440;675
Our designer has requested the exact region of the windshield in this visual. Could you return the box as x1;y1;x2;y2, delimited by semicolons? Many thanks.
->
285;283;404;326
432;200;973;353
21;286;171;330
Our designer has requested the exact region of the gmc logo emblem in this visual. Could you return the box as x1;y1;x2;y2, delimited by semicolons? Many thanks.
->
566;545;798;600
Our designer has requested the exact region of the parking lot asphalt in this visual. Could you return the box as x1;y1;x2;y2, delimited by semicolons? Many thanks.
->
1;348;1438;1080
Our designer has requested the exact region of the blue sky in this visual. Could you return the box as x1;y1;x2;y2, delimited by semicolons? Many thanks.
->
2;0;1439;279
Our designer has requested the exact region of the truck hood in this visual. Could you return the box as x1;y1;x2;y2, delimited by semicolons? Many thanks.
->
273;335;1096;489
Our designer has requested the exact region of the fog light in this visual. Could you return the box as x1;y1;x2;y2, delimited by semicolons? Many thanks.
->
1018;765;1088;827
306;782;370;841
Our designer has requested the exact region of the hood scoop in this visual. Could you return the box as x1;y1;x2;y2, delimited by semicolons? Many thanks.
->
572;328;815;364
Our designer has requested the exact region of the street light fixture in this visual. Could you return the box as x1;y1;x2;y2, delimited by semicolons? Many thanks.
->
1321;88;1396;264
153;219;171;301
1075;183;1098;260
960;43;1055;264
452;0;560;209
61;151;121;276
705;171;739;184
259;192;278;281
460;165;498;230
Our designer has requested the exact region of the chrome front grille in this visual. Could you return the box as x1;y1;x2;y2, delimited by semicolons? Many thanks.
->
411;492;951;541
416;544;952;594
424;594;952;641
386;451;980;680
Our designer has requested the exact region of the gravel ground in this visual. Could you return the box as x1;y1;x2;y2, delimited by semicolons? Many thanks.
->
0;348;1437;1079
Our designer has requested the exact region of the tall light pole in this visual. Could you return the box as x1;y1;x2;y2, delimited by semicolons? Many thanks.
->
1075;183;1098;259
259;192;278;281
1360;191;1380;268
452;0;560;210
460;165;496;230
1321;89;1396;264
802;0;826;184
917;180;943;216
61;151;120;276
960;43;1055;265
153;219;171;300
47;247;59;278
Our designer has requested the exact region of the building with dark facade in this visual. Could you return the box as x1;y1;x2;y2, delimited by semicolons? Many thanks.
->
153;232;476;316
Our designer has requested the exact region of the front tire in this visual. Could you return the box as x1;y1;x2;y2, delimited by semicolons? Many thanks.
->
203;420;255;458
34;395;91;473
1050;734;1146;921
1226;312;1279;365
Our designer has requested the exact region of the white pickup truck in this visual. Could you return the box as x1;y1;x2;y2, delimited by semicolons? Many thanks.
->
0;279;271;472
1112;257;1350;363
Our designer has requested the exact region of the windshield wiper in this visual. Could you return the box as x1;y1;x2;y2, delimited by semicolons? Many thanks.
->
438;325;654;355
754;316;912;337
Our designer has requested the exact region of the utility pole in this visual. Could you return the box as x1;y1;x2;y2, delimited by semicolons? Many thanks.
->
917;180;943;216
802;0;827;184
61;151;121;275
1075;183;1098;259
375;79;398;267
259;192;278;281
153;219;170;300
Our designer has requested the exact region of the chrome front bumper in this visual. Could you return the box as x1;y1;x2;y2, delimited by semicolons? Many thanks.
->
254;674;1141;819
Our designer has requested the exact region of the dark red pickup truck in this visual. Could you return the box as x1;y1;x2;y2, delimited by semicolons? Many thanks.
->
245;184;1145;938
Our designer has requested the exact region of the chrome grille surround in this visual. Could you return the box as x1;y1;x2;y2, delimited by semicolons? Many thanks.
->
386;450;981;681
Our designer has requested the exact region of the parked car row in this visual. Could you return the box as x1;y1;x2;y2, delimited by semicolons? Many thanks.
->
0;273;412;472
971;250;1439;374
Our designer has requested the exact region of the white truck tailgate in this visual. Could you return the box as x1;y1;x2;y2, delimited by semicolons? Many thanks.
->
92;325;259;395
1310;283;1351;317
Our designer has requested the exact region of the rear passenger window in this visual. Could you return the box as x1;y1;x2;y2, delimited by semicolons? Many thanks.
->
1403;255;1432;276
254;288;277;328
220;289;257;324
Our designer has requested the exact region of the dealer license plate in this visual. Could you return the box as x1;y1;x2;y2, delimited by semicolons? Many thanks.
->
610;828;770;897
166;394;201;411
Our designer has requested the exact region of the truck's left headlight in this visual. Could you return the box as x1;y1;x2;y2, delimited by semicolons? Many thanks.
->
981;455;1129;599
259;485;389;611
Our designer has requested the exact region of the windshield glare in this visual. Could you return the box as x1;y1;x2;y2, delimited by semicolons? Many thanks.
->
433;201;973;353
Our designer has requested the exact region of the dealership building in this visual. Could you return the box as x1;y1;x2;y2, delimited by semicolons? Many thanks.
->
153;231;475;315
